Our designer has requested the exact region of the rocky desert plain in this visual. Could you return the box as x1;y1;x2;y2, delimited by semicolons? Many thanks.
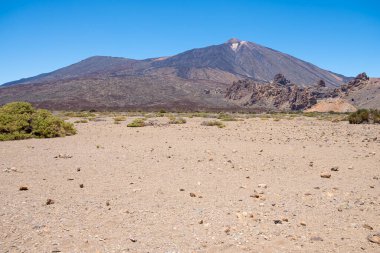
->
0;113;379;253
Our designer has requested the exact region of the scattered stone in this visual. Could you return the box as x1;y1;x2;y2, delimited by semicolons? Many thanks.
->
310;236;323;241
54;154;72;159
320;173;331;178
3;167;19;173
250;194;260;199
363;224;373;230
189;193;197;197
367;233;380;244
46;199;54;205
19;186;28;191
258;184;267;189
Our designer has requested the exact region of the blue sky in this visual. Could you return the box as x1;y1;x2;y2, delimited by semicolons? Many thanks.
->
0;0;379;84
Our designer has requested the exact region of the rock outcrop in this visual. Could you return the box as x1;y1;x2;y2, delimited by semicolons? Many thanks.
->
226;76;318;111
225;72;379;111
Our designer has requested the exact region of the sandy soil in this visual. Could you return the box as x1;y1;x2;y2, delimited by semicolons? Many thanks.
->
1;116;379;253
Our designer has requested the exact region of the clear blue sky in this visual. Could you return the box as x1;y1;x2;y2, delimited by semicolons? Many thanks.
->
0;0;379;84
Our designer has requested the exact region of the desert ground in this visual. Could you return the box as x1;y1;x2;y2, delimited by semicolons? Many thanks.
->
0;114;379;253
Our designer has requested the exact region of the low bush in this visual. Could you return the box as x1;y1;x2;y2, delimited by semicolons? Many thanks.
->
0;102;76;141
63;111;96;118
201;120;225;128
348;109;380;124
127;118;146;127
168;116;186;124
217;113;238;121
113;116;127;124
113;116;127;121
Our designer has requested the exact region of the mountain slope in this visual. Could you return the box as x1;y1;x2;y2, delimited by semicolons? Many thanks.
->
0;38;354;110
151;38;346;87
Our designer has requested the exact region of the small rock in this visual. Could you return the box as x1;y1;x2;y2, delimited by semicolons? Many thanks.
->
189;193;196;197
179;188;185;191
300;222;307;226
46;199;54;205
331;166;339;171
258;184;267;189
130;238;137;243
310;236;323;241
4;167;19;173
106;200;110;206
199;220;204;224
250;194;260;199
54;154;72;159
367;233;380;244
77;168;81;172
363;224;373;230
19;186;28;191
282;218;289;222
79;184;84;188
320;173;331;178
273;220;282;224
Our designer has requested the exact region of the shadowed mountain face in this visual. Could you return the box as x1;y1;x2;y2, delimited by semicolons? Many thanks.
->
0;39;353;110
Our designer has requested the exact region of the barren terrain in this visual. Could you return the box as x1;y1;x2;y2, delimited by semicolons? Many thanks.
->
1;115;379;252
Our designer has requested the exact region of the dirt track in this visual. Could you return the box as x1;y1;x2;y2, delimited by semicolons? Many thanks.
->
1;116;379;252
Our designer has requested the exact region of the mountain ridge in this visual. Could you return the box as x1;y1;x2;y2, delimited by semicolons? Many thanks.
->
2;38;371;111
2;38;350;87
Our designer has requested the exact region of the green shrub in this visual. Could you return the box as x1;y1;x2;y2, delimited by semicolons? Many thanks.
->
374;111;380;123
348;109;380;124
168;116;186;124
0;102;76;141
217;113;238;121
63;111;96;118
127;118;146;127
113;116;127;124
201;120;225;128
114;116;126;121
348;109;369;124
